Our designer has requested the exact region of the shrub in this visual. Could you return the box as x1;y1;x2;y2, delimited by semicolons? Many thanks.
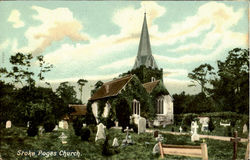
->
73;117;85;136
88;124;97;134
80;127;91;141
208;117;215;132
226;127;232;137
43;121;55;132
27;124;38;137
130;123;138;133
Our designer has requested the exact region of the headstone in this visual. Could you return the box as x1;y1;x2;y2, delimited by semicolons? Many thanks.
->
59;132;67;144
243;124;248;133
122;126;133;146
95;123;106;141
27;121;30;128
63;121;68;130
155;134;164;142
179;126;183;133
6;120;11;128
154;130;159;138
112;137;119;147
115;121;119;127
59;120;64;129
191;121;200;142
82;123;87;128
53;125;58;131
138;117;146;134
152;143;160;154
220;121;230;127
191;121;195;134
39;126;44;135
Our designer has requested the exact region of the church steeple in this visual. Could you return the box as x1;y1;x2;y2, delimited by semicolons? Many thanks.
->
133;13;158;69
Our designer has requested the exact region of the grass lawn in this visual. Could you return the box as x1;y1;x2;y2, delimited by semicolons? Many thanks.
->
0;124;248;160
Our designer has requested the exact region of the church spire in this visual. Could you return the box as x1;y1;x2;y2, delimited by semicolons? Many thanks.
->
133;13;158;69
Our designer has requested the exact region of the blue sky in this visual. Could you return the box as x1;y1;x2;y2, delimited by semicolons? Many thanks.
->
0;1;249;102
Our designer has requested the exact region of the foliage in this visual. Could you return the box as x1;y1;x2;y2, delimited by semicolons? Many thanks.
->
56;81;79;104
124;65;163;83
37;55;53;81
208;117;215;132
188;63;215;93
43;115;56;132
80;127;91;141
27;123;38;137
130;122;138;133
91;80;103;96
73;116;85;136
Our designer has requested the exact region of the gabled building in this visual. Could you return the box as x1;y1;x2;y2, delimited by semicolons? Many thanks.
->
89;13;173;127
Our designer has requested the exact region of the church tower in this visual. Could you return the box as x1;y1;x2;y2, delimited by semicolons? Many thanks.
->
133;13;158;69
131;13;163;83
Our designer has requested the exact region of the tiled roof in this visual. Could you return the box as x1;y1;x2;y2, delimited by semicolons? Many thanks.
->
89;74;133;101
142;80;160;93
69;104;87;116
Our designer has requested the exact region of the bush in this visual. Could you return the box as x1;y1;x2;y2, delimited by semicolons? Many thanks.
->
181;113;197;126
73;117;85;136
27;124;38;137
80;128;91;141
43;121;55;132
130;123;138;133
208;117;215;132
88;124;97;134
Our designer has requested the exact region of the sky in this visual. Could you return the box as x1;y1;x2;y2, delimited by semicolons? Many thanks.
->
0;1;249;103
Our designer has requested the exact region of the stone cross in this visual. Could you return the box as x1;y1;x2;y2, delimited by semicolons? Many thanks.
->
193;121;199;134
124;126;133;141
230;131;241;160
179;126;183;133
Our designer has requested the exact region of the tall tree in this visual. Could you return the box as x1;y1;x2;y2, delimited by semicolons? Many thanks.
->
211;48;249;113
188;63;215;94
77;79;88;103
37;55;53;81
56;82;79;105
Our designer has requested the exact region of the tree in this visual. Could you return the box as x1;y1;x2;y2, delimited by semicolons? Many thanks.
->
56;82;79;105
37;55;53;81
91;80;103;96
211;48;249;113
7;53;34;88
188;63;215;94
77;79;88;103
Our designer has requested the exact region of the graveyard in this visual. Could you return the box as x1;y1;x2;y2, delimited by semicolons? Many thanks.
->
0;118;249;160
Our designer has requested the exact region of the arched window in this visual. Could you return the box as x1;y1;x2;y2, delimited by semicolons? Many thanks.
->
157;97;164;114
132;99;140;115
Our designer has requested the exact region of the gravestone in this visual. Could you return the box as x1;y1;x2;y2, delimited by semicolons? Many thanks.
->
95;123;106;141
27;121;30;128
112;137;119;147
152;143;160;154
63;121;68;129
220;121;230;127
138;117;146;134
155;134;164;142
122;126;133;146
39;126;44;135
154;130;159;138
53;125;58;131
179;126;183;133
59;120;64;129
115;121;119;127
191;121;200;142
6;120;11;128
243;124;248;133
82;123;87;128
59;132;67;144
191;121;195;134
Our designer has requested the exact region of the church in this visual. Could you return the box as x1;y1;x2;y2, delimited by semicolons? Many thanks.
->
89;13;174;127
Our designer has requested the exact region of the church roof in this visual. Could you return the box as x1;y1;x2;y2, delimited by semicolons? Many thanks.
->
133;13;158;69
142;80;160;93
89;74;133;101
69;104;87;116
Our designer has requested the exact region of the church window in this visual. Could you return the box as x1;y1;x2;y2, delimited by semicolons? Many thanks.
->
157;97;164;114
132;99;140;115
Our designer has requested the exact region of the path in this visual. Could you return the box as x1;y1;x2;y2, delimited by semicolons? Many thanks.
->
146;129;248;142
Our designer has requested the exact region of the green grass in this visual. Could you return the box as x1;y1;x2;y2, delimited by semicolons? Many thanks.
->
0;124;248;160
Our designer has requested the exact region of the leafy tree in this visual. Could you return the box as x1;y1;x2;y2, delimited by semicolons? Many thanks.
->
211;48;249;113
91;80;104;96
56;82;79;105
188;63;215;94
77;79;88;103
37;55;53;81
7;53;34;87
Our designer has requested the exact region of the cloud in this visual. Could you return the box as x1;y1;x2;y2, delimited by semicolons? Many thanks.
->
163;68;188;77
19;6;89;55
99;57;135;70
8;10;25;28
0;40;10;50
